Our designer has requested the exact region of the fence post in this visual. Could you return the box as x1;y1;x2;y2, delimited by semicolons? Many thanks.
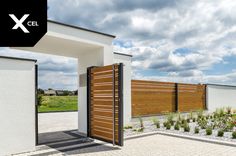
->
175;83;178;112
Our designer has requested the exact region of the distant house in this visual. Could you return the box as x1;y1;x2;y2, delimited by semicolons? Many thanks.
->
44;90;57;96
56;90;65;96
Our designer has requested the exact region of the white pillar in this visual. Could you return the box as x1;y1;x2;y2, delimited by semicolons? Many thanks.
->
77;47;113;134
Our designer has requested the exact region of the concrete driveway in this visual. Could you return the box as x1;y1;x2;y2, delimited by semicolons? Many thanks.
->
16;133;236;156
38;112;78;133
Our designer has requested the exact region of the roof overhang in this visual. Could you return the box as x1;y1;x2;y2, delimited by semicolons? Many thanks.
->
12;21;115;58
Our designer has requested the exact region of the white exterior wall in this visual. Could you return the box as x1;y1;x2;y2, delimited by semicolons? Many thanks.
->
0;58;36;155
78;48;114;134
207;85;236;112
114;54;132;125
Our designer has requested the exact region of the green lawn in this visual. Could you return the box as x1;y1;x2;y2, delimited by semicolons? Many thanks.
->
38;96;78;113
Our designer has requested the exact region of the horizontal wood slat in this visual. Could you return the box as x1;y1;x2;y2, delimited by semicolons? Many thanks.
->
132;80;206;117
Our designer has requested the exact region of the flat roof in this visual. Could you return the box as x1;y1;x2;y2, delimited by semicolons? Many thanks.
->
0;56;37;62
114;52;133;57
48;20;116;38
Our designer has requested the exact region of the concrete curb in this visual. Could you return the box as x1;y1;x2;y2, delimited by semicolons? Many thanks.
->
125;131;236;147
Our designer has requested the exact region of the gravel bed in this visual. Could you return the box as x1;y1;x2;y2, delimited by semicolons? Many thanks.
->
124;119;236;143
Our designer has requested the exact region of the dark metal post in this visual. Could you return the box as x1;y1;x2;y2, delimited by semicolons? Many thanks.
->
204;85;208;110
118;63;124;146
35;65;38;145
87;67;92;137
112;65;116;146
175;83;178;112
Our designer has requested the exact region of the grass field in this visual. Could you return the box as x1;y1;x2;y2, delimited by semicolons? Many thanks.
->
38;96;78;113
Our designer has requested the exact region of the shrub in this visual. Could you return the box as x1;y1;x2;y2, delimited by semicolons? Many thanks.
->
197;109;204;119
226;107;232;114
186;118;190;123
190;111;193;119
139;117;144;130
206;127;212;135
174;123;180;130
232;131;236;139
124;125;133;129
167;113;175;125
163;121;167;127
184;123;190;132
152;118;160;128
217;129;224;137
181;119;186;125
37;94;44;106
166;122;171;130
199;119;207;129
194;127;199;134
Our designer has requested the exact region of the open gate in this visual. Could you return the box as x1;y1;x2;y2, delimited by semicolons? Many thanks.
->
87;63;123;146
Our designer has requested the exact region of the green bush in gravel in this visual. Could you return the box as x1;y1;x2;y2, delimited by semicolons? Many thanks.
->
166;122;171;130
194;127;199;134
174;123;180;130
217;129;224;137
206;127;212;135
184;123;190;132
152;118;160;128
232;131;236;139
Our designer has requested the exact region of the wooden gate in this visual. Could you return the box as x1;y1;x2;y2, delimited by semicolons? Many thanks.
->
87;64;123;146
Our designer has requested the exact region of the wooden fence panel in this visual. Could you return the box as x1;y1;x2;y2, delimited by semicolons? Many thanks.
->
132;80;176;117
131;80;206;117
177;83;206;112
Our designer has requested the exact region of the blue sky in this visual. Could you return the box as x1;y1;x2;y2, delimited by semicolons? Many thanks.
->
1;0;236;90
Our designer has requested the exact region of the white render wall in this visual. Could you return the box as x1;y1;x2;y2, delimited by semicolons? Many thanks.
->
78;48;114;134
207;85;236;112
0;57;36;155
114;53;132;125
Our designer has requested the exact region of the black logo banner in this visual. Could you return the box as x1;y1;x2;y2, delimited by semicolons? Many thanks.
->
0;0;47;47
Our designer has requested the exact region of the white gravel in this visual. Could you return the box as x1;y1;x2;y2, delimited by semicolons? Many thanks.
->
124;118;236;143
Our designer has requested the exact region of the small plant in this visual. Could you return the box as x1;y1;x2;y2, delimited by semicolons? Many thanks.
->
186;118;190;123
217;129;224;137
174;123;180;130
232;131;236;139
226;107;232;114
163;121;168;127
181;119;186;125
152;118;160;128
166;122;171;130
192;118;196;122
183;123;190;132
138;117;144;132
167;113;175;125
190;111;193;119
198;119;207;129
206;127;212;135
197;109;204;119
124;125;133;129
194;127;199;134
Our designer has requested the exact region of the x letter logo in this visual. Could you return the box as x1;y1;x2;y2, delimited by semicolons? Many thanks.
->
9;14;30;33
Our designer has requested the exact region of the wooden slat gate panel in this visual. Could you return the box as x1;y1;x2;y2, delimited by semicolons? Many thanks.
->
87;64;123;146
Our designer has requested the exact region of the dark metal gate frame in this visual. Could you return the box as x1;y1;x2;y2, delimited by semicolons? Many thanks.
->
87;63;124;146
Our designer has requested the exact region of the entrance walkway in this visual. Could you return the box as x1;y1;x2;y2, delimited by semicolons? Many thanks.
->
15;133;236;156
38;112;77;133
